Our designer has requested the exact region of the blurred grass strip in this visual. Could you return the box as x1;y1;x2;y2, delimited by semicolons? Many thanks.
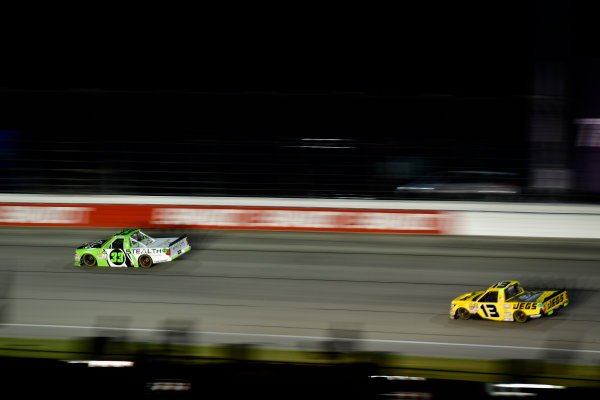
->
1;337;598;386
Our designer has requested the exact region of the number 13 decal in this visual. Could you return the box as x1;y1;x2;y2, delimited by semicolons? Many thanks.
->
481;304;499;318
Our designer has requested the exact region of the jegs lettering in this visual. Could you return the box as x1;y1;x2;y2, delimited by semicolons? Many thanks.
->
512;302;537;310
546;293;565;309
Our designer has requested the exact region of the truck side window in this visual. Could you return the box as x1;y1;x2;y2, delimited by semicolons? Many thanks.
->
479;292;498;302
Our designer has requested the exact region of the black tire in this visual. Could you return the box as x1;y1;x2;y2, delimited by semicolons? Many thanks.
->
514;310;528;323
139;254;153;269
81;254;97;267
457;308;471;320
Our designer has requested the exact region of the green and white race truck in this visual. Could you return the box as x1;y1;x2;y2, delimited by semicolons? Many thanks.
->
75;228;191;268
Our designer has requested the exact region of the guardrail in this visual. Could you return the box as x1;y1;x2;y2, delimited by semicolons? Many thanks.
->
1;194;600;238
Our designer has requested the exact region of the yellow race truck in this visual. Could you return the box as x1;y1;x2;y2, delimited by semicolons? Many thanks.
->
450;280;568;323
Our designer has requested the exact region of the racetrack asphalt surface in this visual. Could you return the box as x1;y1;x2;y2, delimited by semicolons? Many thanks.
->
1;227;600;365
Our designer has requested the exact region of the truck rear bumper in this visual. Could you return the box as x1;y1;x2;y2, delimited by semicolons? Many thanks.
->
171;246;191;260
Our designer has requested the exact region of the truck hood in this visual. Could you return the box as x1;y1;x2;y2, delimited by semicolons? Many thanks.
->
77;239;107;249
453;291;483;303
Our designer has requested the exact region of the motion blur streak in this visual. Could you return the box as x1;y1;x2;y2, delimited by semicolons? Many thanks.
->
1;229;600;367
4;323;600;358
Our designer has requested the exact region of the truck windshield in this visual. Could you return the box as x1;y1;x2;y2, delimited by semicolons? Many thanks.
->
130;231;155;247
505;284;523;300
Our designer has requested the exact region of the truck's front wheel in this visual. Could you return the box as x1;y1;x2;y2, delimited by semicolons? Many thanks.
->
81;254;96;267
457;308;471;320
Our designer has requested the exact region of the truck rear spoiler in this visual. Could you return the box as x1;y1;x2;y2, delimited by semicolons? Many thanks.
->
543;289;567;312
169;235;188;246
544;289;566;302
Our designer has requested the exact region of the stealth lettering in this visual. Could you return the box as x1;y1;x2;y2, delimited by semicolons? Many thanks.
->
131;248;164;255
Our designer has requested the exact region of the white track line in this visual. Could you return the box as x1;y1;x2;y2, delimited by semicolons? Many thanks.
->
2;323;600;355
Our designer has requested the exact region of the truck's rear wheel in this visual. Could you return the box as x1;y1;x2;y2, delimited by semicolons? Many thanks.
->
514;310;528;323
82;254;97;267
457;308;471;320
139;254;153;269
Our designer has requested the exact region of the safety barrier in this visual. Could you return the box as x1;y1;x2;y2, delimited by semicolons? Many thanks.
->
1;194;600;238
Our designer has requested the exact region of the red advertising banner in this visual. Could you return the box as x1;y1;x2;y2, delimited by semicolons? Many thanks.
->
0;203;453;234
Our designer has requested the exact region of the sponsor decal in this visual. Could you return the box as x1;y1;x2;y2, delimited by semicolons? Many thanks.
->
150;207;451;233
0;203;456;233
131;248;165;255
504;317;514;321
513;302;537;310
503;304;511;309
0;202;457;233
0;205;94;225
545;293;565;309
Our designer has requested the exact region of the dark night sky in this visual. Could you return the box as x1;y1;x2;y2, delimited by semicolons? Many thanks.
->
0;1;592;143
3;1;598;198
0;3;545;160
0;2;546;96
4;2;598;98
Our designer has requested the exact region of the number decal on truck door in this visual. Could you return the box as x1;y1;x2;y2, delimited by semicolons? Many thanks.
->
481;304;500;318
110;250;125;265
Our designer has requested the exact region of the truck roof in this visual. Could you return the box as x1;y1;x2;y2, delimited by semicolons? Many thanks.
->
113;228;140;237
488;280;520;290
